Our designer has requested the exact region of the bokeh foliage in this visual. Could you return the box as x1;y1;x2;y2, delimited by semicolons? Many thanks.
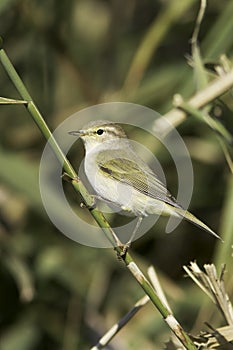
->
0;0;233;349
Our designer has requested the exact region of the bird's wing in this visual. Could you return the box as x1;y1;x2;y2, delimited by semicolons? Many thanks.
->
98;156;179;208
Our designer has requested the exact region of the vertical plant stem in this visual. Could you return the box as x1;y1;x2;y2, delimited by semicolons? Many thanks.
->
214;174;233;271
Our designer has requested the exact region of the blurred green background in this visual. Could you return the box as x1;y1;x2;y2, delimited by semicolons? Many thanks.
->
0;0;233;349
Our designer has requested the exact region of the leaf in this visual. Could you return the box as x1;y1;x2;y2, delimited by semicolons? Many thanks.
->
0;97;28;104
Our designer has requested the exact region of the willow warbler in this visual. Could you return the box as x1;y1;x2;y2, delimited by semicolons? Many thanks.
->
69;120;220;246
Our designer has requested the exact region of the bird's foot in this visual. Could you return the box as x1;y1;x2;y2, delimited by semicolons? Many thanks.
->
116;242;131;260
80;196;97;211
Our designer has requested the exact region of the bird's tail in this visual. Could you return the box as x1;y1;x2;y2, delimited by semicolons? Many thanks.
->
172;206;222;240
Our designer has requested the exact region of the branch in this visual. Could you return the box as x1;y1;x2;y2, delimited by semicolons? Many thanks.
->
90;295;149;350
153;69;233;134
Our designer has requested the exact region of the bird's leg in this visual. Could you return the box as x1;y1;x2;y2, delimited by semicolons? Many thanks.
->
121;217;143;255
61;172;75;182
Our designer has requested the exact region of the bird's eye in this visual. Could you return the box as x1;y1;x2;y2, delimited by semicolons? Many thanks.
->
96;129;104;135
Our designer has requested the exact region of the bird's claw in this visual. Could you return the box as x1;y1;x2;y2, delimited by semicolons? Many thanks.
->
116;243;131;260
80;197;96;211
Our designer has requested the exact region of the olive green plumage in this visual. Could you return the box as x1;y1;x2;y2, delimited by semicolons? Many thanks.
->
69;120;220;241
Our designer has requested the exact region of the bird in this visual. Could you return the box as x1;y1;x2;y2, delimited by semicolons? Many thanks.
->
69;120;220;248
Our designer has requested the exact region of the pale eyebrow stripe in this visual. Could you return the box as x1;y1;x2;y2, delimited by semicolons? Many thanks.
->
105;126;126;137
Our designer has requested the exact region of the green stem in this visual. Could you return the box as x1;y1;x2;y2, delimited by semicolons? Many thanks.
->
161;68;233;132
173;94;233;144
0;43;196;350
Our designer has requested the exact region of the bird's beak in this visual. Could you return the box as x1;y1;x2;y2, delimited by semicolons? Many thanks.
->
68;130;85;137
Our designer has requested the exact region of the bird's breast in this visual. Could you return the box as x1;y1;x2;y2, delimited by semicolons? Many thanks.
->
84;151;169;217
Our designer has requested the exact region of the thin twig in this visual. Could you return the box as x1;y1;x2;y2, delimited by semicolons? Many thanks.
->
184;262;233;348
153;68;233;135
173;94;233;145
184;262;233;326
0;96;28;104
90;295;149;350
91;265;184;350
191;0;206;46
148;266;172;314
91;265;179;350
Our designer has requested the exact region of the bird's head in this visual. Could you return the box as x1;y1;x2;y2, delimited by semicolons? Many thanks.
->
69;120;127;151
